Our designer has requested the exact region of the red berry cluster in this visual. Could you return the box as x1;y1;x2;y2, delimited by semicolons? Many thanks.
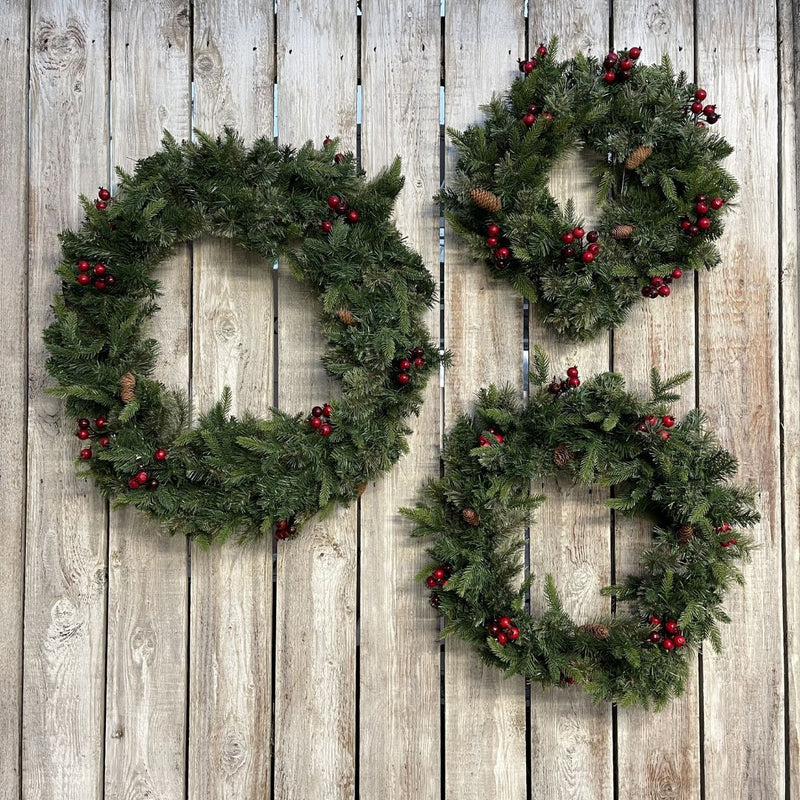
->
715;521;738;547
321;137;345;164
395;346;426;386
484;222;512;267
425;564;451;607
478;426;504;447
560;227;600;264
548;365;581;395
126;448;167;491
686;88;720;125
488;615;520;646
323;194;359;230
634;413;675;441
520;101;554;128
95;186;111;210
75;259;117;290
679;194;724;238
647;615;687;650
76;416;110;459
641;268;683;299
308;403;333;437
517;43;548;74
274;517;298;540
601;46;641;84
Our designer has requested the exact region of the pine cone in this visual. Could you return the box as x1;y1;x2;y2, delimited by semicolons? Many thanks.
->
678;525;694;545
553;443;573;467
611;224;635;240
580;623;610;640
338;309;355;325
470;187;502;213
357;482;368;496
120;372;136;403
624;145;653;169
461;508;480;526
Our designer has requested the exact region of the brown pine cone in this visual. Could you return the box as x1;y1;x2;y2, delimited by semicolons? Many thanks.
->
611;224;635;240
357;482;368;496
553;443;573;467
338;309;356;325
120;372;136;403
624;145;653;169
461;508;480;526
470;187;502;213
678;525;694;545
580;623;610;640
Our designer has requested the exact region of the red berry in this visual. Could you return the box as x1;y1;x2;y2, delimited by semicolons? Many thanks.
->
397;372;411;386
603;70;616;83
411;346;425;358
311;406;323;417
494;247;510;261
568;376;580;388
695;88;707;101
586;230;599;243
665;620;679;634
77;429;91;440
703;105;716;117
507;627;520;640
566;366;579;378
77;274;91;285
680;218;692;231
494;434;504;444
697;216;711;230
711;197;724;210
588;243;600;254
522;113;536;127
100;436;110;447
691;101;704;114
721;540;731;547
77;260;91;272
560;231;574;244
648;631;662;643
323;136;333;146
154;448;167;461
105;275;116;288
635;421;648;431
673;634;686;647
581;251;595;263
413;357;425;368
496;632;508;645
327;195;340;209
696;194;708;202
488;624;500;635
487;224;500;237
706;113;719;124
629;46;642;59
659;430;671;441
536;44;548;57
320;423;332;436
658;285;671;297
426;576;437;588
309;416;323;429
95;200;107;210
276;520;288;531
649;615;661;626
604;51;619;65
136;471;149;484
334;153;345;164
672;268;683;279
145;478;159;490
644;415;658;426
723;522;731;532
322;403;333;417
548;381;561;394
98;187;111;201
662;637;675;650
561;247;575;258
650;276;664;287
522;59;535;74
398;358;412;371
662;415;675;428
696;200;710;214
93;279;107;290
433;568;446;581
321;220;333;233
619;58;633;70
346;210;359;224
486;237;498;248
689;224;701;236
95;417;107;428
572;227;585;239
498;616;512;630
78;418;90;429
128;478;140;489
79;448;92;460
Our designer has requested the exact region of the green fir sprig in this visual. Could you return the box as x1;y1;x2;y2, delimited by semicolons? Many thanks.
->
45;129;446;543
439;40;737;341
403;348;758;708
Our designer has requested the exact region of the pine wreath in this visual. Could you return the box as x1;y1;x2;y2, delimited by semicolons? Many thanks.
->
403;349;758;708
439;41;737;341
44;129;445;543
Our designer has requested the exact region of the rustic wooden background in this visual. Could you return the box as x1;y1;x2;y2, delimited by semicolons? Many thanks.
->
2;0;798;798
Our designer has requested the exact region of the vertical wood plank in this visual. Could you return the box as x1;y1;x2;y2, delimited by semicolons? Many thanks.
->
525;7;613;799
104;3;192;798
610;5;702;798
359;1;441;797
696;1;785;797
443;3;528;797
0;2;30;797
780;0;800;794
24;2;109;798
187;4;275;798
273;3;358;798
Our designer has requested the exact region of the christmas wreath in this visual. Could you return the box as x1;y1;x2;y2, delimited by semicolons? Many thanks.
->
440;41;737;341
44;129;444;543
403;350;758;708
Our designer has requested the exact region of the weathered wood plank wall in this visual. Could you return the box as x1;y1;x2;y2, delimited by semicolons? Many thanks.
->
2;0;797;798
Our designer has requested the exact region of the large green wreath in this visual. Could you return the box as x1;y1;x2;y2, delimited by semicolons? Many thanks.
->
440;42;737;341
403;350;758;708
44;129;443;543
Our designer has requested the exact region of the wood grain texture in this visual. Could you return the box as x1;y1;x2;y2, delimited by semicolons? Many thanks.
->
526;6;612;798
359;1;441;797
23;2;109;798
0;2;29;797
779;2;799;795
273;2;358;798
443;3;528;798
104;3;191;798
696;1;785;797
187;4;275;798
610;4;702;798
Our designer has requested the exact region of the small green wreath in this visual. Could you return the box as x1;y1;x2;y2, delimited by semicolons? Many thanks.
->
44;129;444;543
439;41;737;341
403;349;758;708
